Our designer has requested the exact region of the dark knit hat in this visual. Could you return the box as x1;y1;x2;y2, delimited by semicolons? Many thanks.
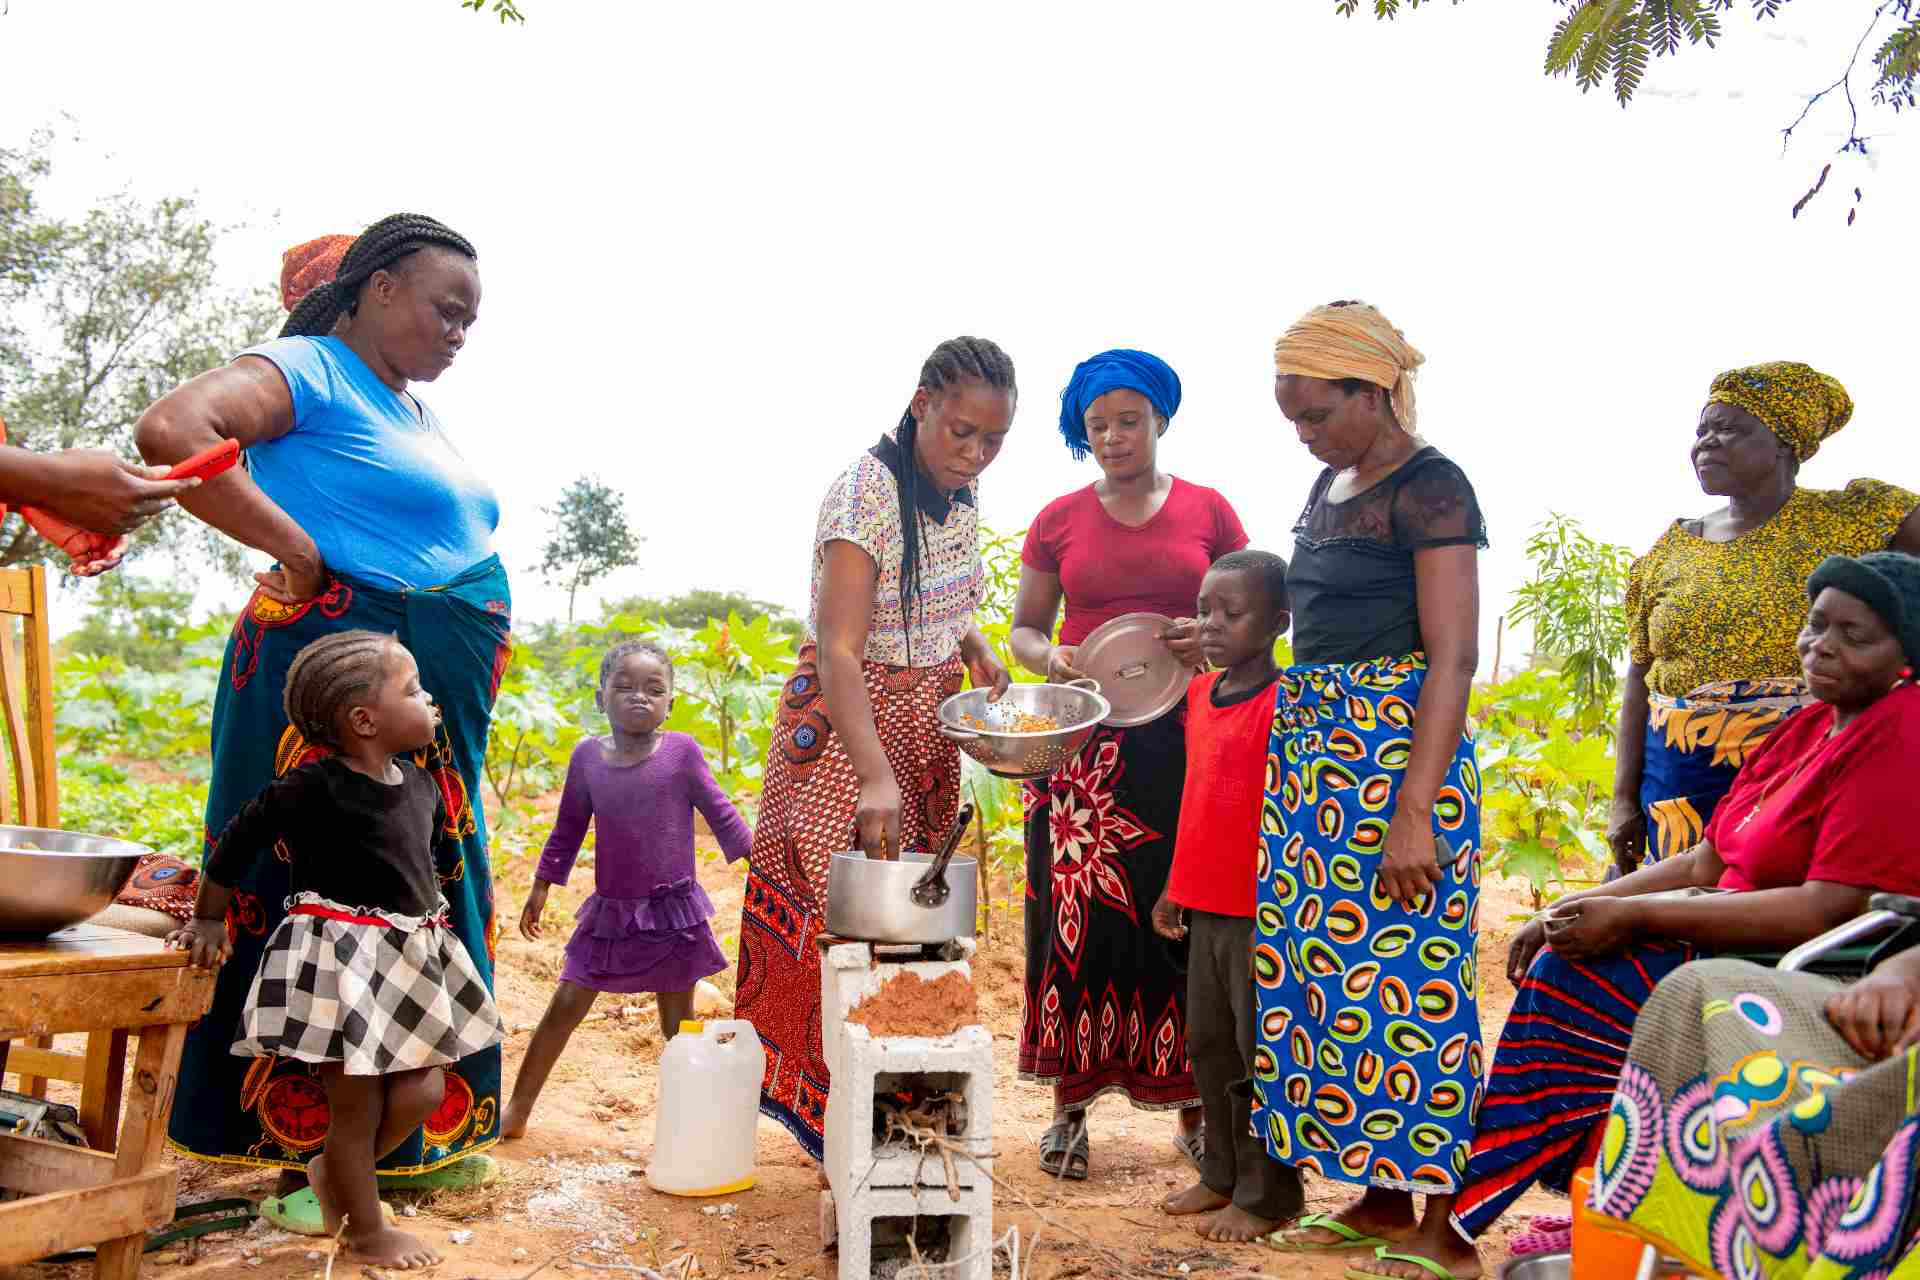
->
1806;551;1920;669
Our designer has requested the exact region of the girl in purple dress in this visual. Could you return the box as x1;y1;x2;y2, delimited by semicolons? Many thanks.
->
502;640;753;1138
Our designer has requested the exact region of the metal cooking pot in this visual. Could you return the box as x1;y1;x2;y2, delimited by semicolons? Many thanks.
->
936;680;1109;779
0;826;153;937
825;850;978;943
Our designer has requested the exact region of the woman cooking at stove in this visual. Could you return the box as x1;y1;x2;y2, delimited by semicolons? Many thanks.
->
733;337;1017;1159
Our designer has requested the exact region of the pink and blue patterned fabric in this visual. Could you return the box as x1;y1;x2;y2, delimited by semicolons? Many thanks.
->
1591;959;1920;1279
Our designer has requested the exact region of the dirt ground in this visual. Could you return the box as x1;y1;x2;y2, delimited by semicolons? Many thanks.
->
7;843;1562;1280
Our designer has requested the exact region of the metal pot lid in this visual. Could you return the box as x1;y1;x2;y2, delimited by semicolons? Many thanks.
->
1074;612;1189;727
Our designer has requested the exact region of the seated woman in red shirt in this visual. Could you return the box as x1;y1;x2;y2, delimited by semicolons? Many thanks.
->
1374;550;1920;1280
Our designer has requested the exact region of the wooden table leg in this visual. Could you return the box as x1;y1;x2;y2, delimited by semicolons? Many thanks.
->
19;1033;54;1097
92;1022;186;1280
80;1030;130;1153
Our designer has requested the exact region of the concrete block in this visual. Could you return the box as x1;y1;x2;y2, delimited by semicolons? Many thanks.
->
824;1024;994;1193
824;1181;994;1280
820;939;976;1080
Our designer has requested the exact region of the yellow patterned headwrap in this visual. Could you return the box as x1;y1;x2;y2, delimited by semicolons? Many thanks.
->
1706;362;1853;462
1273;301;1425;432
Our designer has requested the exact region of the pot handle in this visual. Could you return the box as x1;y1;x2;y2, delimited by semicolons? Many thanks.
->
1065;678;1103;696
938;723;982;741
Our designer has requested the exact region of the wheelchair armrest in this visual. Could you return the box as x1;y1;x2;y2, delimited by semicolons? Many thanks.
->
1727;943;1882;976
1779;909;1912;973
1870;893;1920;921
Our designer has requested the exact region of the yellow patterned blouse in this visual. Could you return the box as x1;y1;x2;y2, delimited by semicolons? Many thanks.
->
1627;479;1918;697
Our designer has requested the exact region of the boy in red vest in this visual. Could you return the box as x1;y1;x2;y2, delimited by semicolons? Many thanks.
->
1153;549;1303;1242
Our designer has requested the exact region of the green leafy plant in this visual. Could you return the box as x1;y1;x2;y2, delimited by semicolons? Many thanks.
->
1506;513;1635;731
59;755;207;855
972;525;1041;684
1473;668;1619;905
459;0;525;22
482;640;583;814
655;611;796;799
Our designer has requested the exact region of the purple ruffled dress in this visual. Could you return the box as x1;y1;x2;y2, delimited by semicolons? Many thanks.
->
536;734;753;994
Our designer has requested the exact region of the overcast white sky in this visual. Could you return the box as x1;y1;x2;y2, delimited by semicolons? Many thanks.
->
4;2;1916;669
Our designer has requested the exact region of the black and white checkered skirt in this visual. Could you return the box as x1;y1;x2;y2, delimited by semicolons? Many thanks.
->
232;893;503;1076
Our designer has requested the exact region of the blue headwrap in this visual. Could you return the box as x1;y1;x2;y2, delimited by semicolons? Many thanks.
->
1057;348;1182;460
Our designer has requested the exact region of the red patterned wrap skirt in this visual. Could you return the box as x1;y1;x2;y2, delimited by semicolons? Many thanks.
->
733;643;964;1158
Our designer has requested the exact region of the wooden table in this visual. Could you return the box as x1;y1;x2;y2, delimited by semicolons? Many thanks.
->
0;923;215;1279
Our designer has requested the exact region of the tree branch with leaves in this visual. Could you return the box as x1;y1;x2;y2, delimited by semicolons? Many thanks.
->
1340;1;1919;221
0;128;279;575
535;475;643;623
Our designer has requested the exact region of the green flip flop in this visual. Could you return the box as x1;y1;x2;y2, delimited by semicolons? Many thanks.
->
258;1187;396;1236
1344;1246;1472;1280
377;1153;502;1192
39;1199;258;1263
1263;1212;1392;1253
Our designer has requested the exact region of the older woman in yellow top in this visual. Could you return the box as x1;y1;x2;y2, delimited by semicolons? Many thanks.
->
1609;361;1919;874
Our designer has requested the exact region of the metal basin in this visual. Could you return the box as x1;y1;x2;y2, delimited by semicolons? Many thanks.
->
826;850;978;943
1499;1254;1571;1280
936;681;1109;780
1498;1250;1695;1280
0;826;152;937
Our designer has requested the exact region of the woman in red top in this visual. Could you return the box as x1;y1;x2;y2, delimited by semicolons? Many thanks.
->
1392;550;1920;1280
1010;348;1249;1180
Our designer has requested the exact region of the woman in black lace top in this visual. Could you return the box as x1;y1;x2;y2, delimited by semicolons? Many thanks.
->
1252;304;1488;1279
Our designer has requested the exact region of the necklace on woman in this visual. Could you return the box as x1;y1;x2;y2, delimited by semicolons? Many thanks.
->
1730;708;1860;834
1732;756;1812;834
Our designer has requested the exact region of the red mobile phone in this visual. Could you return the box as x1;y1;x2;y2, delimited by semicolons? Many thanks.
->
166;438;242;483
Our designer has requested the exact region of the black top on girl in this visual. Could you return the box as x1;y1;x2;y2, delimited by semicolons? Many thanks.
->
170;630;504;1272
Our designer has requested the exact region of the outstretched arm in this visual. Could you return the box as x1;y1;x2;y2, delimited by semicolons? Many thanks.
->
134;358;324;602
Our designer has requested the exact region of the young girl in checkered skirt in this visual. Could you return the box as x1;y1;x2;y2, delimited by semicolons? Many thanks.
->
171;630;502;1271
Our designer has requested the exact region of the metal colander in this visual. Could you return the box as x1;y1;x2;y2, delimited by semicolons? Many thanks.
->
935;679;1109;779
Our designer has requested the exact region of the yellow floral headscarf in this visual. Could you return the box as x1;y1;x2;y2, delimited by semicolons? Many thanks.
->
1274;301;1425;432
1706;362;1854;462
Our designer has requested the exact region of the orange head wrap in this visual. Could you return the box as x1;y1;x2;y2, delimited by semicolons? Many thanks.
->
279;235;354;313
1273;301;1426;432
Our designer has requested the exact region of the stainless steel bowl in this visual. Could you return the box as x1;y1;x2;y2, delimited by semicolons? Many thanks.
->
936;680;1110;780
0;826;153;937
826;850;978;943
1497;1250;1694;1280
1498;1254;1571;1280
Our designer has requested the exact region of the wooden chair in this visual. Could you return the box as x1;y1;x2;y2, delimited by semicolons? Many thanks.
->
0;563;130;1153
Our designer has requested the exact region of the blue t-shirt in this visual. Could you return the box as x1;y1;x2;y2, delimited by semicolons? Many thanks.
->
239;337;499;591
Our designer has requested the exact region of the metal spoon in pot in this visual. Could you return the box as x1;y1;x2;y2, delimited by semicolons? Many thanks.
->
910;803;975;910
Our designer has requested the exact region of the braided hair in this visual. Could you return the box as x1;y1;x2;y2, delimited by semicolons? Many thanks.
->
280;214;478;339
891;337;1018;664
598;639;673;689
282;630;399;748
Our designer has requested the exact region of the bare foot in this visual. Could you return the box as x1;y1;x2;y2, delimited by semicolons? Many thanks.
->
306;1153;344;1238
347;1225;443;1270
1206;1204;1280;1244
1275;1190;1415;1248
501;1101;529;1140
1161;1183;1229;1216
1366;1220;1481;1280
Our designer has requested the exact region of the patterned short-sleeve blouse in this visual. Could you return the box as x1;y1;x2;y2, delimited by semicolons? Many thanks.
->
1626;479;1917;697
808;435;983;667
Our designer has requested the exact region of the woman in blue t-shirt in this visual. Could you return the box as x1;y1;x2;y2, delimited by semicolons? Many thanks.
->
132;215;515;1229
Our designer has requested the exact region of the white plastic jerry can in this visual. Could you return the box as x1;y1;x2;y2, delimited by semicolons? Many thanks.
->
647;1018;766;1197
